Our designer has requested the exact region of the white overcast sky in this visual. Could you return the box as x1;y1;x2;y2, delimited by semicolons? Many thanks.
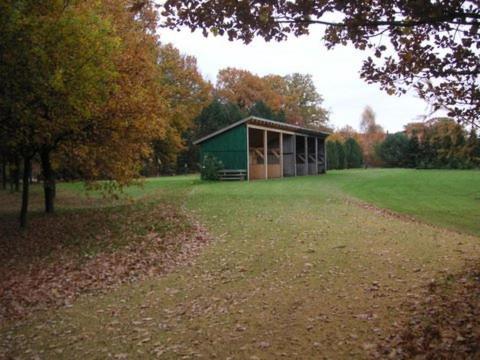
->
159;26;438;133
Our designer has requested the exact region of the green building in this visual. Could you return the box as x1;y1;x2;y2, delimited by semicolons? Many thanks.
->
194;116;329;180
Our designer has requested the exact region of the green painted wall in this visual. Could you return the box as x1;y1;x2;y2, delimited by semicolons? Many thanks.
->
199;124;247;170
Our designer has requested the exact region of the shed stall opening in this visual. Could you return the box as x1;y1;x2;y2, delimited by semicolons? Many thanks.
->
194;116;329;180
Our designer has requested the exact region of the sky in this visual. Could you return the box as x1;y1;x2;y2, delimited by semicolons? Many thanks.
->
160;27;437;133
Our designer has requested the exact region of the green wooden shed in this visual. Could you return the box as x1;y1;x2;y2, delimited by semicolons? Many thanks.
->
194;116;330;180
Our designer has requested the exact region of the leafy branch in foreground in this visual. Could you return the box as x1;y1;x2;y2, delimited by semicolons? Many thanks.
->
161;0;480;128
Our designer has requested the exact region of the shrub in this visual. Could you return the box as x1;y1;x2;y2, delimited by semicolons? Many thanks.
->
200;154;223;180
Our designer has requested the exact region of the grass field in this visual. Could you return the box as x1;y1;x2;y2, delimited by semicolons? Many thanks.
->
1;169;479;359
332;169;480;236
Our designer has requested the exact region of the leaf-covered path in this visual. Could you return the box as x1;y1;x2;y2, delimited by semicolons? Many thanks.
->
1;172;479;359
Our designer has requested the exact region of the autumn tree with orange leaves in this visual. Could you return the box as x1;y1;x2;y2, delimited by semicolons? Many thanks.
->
216;68;329;128
216;68;283;113
0;0;174;226
359;106;386;167
151;44;212;174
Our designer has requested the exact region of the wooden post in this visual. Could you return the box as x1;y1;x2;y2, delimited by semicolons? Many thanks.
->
264;130;268;179
315;137;318;175
279;133;283;178
293;135;297;177
304;136;308;175
246;125;250;181
322;138;327;173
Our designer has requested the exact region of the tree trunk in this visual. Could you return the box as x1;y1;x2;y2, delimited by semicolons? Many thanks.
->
20;156;31;228
9;162;15;192
1;156;6;190
40;149;55;214
14;155;20;192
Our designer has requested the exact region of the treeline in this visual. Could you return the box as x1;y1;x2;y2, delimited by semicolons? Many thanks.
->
326;106;385;170
0;1;329;227
377;118;480;169
326;138;364;170
326;108;480;171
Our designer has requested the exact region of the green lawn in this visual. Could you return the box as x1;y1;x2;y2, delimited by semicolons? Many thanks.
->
63;168;480;236
1;169;479;359
329;169;480;236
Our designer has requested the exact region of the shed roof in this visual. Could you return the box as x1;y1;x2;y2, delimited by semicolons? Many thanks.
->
193;116;331;145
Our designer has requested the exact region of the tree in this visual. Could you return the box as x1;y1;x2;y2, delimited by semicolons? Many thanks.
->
344;138;363;168
1;154;6;190
425;117;471;168
360;106;383;134
326;141;339;170
195;99;244;138
0;0;121;224
162;1;480;128
335;141;347;170
216;68;282;112
215;68;329;128
249;100;274;120
359;106;385;167
337;125;360;142
249;100;285;122
282;73;329;128
152;44;211;174
377;133;410;167
0;0;167;226
406;135;420;168
466;129;480;166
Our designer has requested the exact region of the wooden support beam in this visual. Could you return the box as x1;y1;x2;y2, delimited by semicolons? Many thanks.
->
246;125;250;180
280;133;283;178
315;137;318;175
247;124;295;135
264;130;268;179
294;135;297;177
323;139;327;173
304;136;308;175
254;148;264;159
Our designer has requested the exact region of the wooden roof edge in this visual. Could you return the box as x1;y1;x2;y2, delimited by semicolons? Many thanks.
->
193;116;331;145
246;116;331;136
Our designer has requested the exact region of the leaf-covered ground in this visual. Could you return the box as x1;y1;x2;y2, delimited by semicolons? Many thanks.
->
0;185;209;323
1;170;479;359
375;262;480;359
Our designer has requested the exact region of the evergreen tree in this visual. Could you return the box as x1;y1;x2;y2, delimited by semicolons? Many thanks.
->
326;141;338;170
195;99;244;138
335;141;347;169
249;100;274;119
344;137;363;168
249;100;286;122
406;135;420;168
416;135;436;169
378;133;410;167
466;129;480;167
